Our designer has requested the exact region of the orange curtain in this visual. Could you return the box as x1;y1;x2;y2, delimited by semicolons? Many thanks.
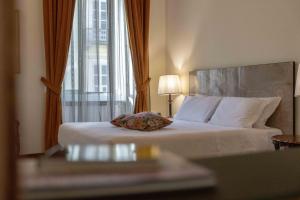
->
125;0;151;113
42;0;75;149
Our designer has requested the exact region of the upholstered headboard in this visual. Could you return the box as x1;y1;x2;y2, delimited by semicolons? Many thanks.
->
189;62;295;135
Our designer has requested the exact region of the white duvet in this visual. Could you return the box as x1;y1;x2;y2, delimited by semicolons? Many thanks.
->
58;120;281;159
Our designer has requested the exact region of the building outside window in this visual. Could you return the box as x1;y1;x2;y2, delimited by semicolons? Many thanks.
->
62;0;135;122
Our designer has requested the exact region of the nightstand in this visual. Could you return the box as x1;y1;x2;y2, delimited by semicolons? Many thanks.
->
271;135;300;151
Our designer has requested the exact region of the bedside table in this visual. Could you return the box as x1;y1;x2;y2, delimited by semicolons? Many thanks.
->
271;135;300;151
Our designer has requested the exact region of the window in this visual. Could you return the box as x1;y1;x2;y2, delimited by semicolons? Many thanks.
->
101;76;107;85
101;21;107;29
100;64;108;92
62;0;135;123
100;0;107;42
93;65;99;92
101;12;107;20
100;30;107;41
101;2;107;10
101;64;107;74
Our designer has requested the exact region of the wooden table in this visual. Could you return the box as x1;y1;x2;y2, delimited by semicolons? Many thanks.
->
271;135;300;150
39;148;300;200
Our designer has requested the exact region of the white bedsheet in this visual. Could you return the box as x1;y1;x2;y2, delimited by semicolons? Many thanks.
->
58;120;281;159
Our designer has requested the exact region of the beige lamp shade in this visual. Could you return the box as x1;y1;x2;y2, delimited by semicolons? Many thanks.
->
158;75;181;95
295;64;300;97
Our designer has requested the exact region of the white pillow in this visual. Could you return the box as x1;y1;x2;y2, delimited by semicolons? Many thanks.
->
174;95;222;122
253;97;281;128
209;97;268;128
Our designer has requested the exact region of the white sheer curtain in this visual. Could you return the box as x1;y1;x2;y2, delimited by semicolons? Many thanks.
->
62;0;135;122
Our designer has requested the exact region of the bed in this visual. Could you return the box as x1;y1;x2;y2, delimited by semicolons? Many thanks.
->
59;120;282;159
58;62;295;159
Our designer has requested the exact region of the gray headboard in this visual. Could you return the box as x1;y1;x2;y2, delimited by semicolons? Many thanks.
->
189;62;295;135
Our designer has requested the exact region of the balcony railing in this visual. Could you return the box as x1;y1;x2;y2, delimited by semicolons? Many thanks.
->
86;28;108;45
62;91;135;122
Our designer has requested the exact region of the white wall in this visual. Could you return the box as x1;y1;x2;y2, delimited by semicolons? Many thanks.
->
15;0;45;154
149;0;167;116
165;0;300;132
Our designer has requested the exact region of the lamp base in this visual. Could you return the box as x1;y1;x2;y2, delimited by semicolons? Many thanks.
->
168;94;173;118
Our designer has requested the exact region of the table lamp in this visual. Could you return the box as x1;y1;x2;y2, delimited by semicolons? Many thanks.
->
158;75;181;117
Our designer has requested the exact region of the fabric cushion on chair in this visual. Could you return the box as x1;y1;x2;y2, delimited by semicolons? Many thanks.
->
118;112;172;131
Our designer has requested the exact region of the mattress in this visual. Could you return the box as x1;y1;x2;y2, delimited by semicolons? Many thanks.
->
58;120;282;159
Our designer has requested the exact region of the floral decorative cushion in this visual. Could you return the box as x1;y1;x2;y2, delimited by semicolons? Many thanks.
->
111;114;132;127
115;112;172;131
